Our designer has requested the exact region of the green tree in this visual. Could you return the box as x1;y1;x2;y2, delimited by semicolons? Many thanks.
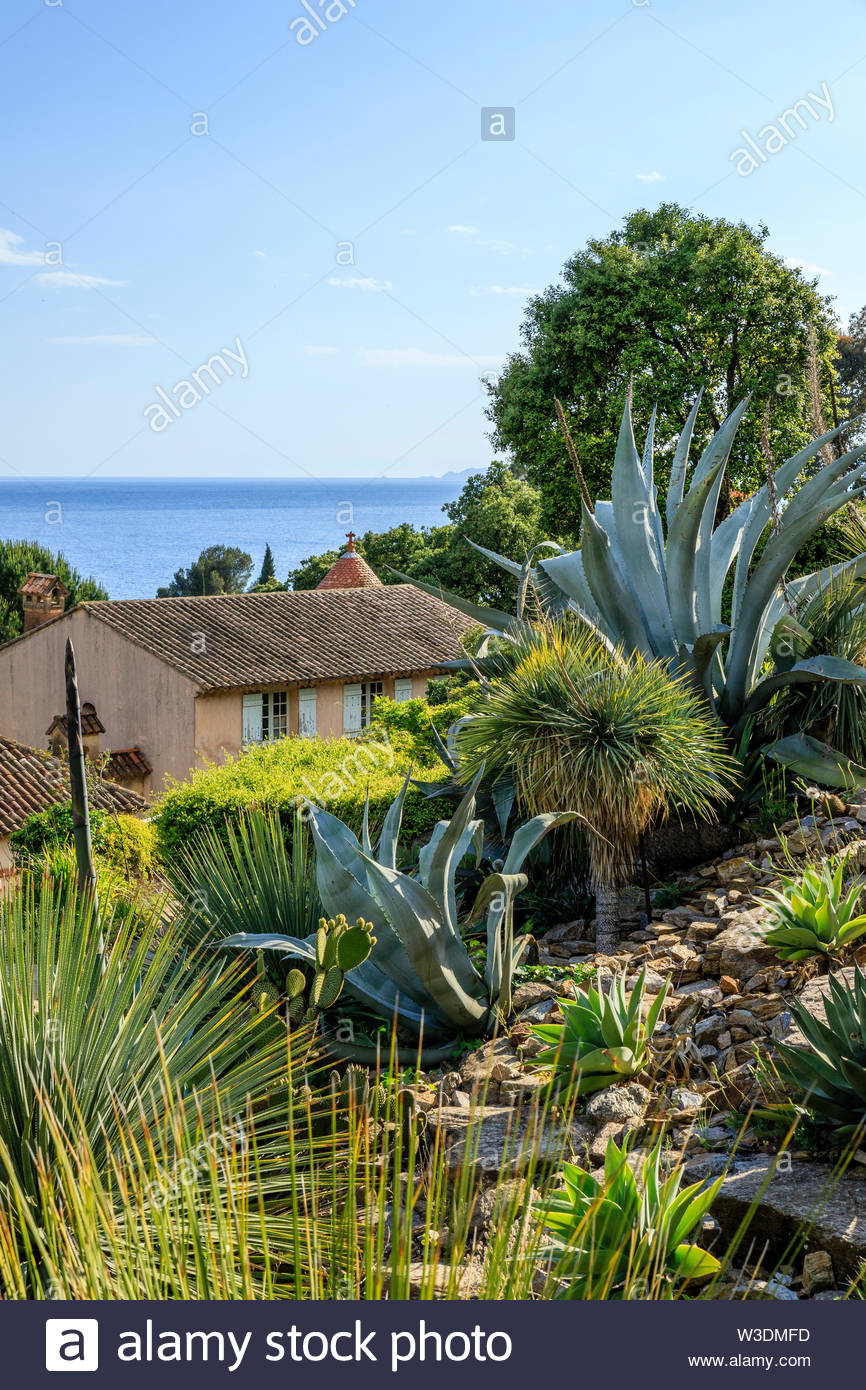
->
287;549;340;590
287;465;547;608
0;539;107;643
255;543;276;586
486;203;839;536
157;545;253;597
249;543;284;592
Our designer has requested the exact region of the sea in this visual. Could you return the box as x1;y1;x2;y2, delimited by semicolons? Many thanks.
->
0;476;468;600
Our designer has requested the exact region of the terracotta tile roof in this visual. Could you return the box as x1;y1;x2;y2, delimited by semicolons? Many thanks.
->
79;586;475;691
317;550;383;590
104;748;153;780
0;734;146;837
18;572;69;600
46;702;106;738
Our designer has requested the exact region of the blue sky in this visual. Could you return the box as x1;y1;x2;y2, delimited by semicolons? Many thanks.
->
1;0;865;479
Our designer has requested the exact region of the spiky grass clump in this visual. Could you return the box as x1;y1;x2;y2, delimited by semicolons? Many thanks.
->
457;625;734;951
0;872;303;1211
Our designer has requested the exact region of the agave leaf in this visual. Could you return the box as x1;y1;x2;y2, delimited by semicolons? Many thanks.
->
667;399;750;647
307;804;434;1005
217;931;318;962
709;492;760;622
352;850;488;1030
666;390;703;528
725;445;866;711
580;499;656;654
377;767;412;870
501;810;581;876
389;569;527;636
765;733;866;791
425;769;486;937
539;549;612;638
730;422;853;627
739;655;866;727
610;400;677;656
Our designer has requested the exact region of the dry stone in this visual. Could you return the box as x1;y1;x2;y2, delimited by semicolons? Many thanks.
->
428;1105;592;1179
585;1081;650;1125
781;967;857;1048
712;1159;866;1279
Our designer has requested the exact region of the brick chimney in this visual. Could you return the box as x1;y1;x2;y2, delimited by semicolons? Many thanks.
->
18;572;69;632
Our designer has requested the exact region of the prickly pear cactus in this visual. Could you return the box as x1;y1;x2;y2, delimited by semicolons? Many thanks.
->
278;916;375;1025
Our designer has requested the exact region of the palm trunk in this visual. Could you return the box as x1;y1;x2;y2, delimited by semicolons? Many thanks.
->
594;882;620;956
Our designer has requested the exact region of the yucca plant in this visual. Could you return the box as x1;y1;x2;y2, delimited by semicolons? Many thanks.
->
218;770;577;1048
408;394;866;788
778;967;866;1140
0;872;300;1212
457;625;734;953
757;859;866;962
539;1138;723;1299
531;966;668;1094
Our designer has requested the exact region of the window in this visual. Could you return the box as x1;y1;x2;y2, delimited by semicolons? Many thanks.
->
343;681;384;735
393;677;413;702
242;690;288;744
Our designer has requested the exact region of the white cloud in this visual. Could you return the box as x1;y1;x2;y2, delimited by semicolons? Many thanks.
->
448;225;522;255
785;256;832;276
636;171;665;182
304;345;339;356
46;334;156;345
328;276;391;291
252;249;266;258
361;347;504;369
35;271;127;289
471;284;534;296
481;237;518;254
0;228;46;266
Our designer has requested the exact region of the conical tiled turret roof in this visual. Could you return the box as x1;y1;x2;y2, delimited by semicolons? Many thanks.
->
316;532;383;590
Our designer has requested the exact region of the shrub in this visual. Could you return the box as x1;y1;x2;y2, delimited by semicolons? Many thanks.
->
11;805;158;881
0;875;297;1218
99;814;159;879
152;734;449;861
10;803;109;863
366;685;481;761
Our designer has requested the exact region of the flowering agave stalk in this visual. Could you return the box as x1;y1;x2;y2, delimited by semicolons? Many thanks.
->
219;770;577;1046
408;394;866;787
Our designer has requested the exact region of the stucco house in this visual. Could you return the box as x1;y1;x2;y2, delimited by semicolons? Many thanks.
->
0;542;474;797
0;733;145;873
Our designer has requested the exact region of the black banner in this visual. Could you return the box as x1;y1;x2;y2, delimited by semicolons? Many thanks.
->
9;1298;860;1386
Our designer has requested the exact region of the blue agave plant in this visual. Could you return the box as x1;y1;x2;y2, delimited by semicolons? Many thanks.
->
407;394;866;788
217;769;578;1047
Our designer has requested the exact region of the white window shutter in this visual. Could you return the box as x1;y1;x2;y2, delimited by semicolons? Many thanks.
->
343;682;362;735
297;687;317;739
242;693;263;744
394;677;413;703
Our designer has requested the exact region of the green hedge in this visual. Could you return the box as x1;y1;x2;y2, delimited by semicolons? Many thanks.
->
152;730;450;861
